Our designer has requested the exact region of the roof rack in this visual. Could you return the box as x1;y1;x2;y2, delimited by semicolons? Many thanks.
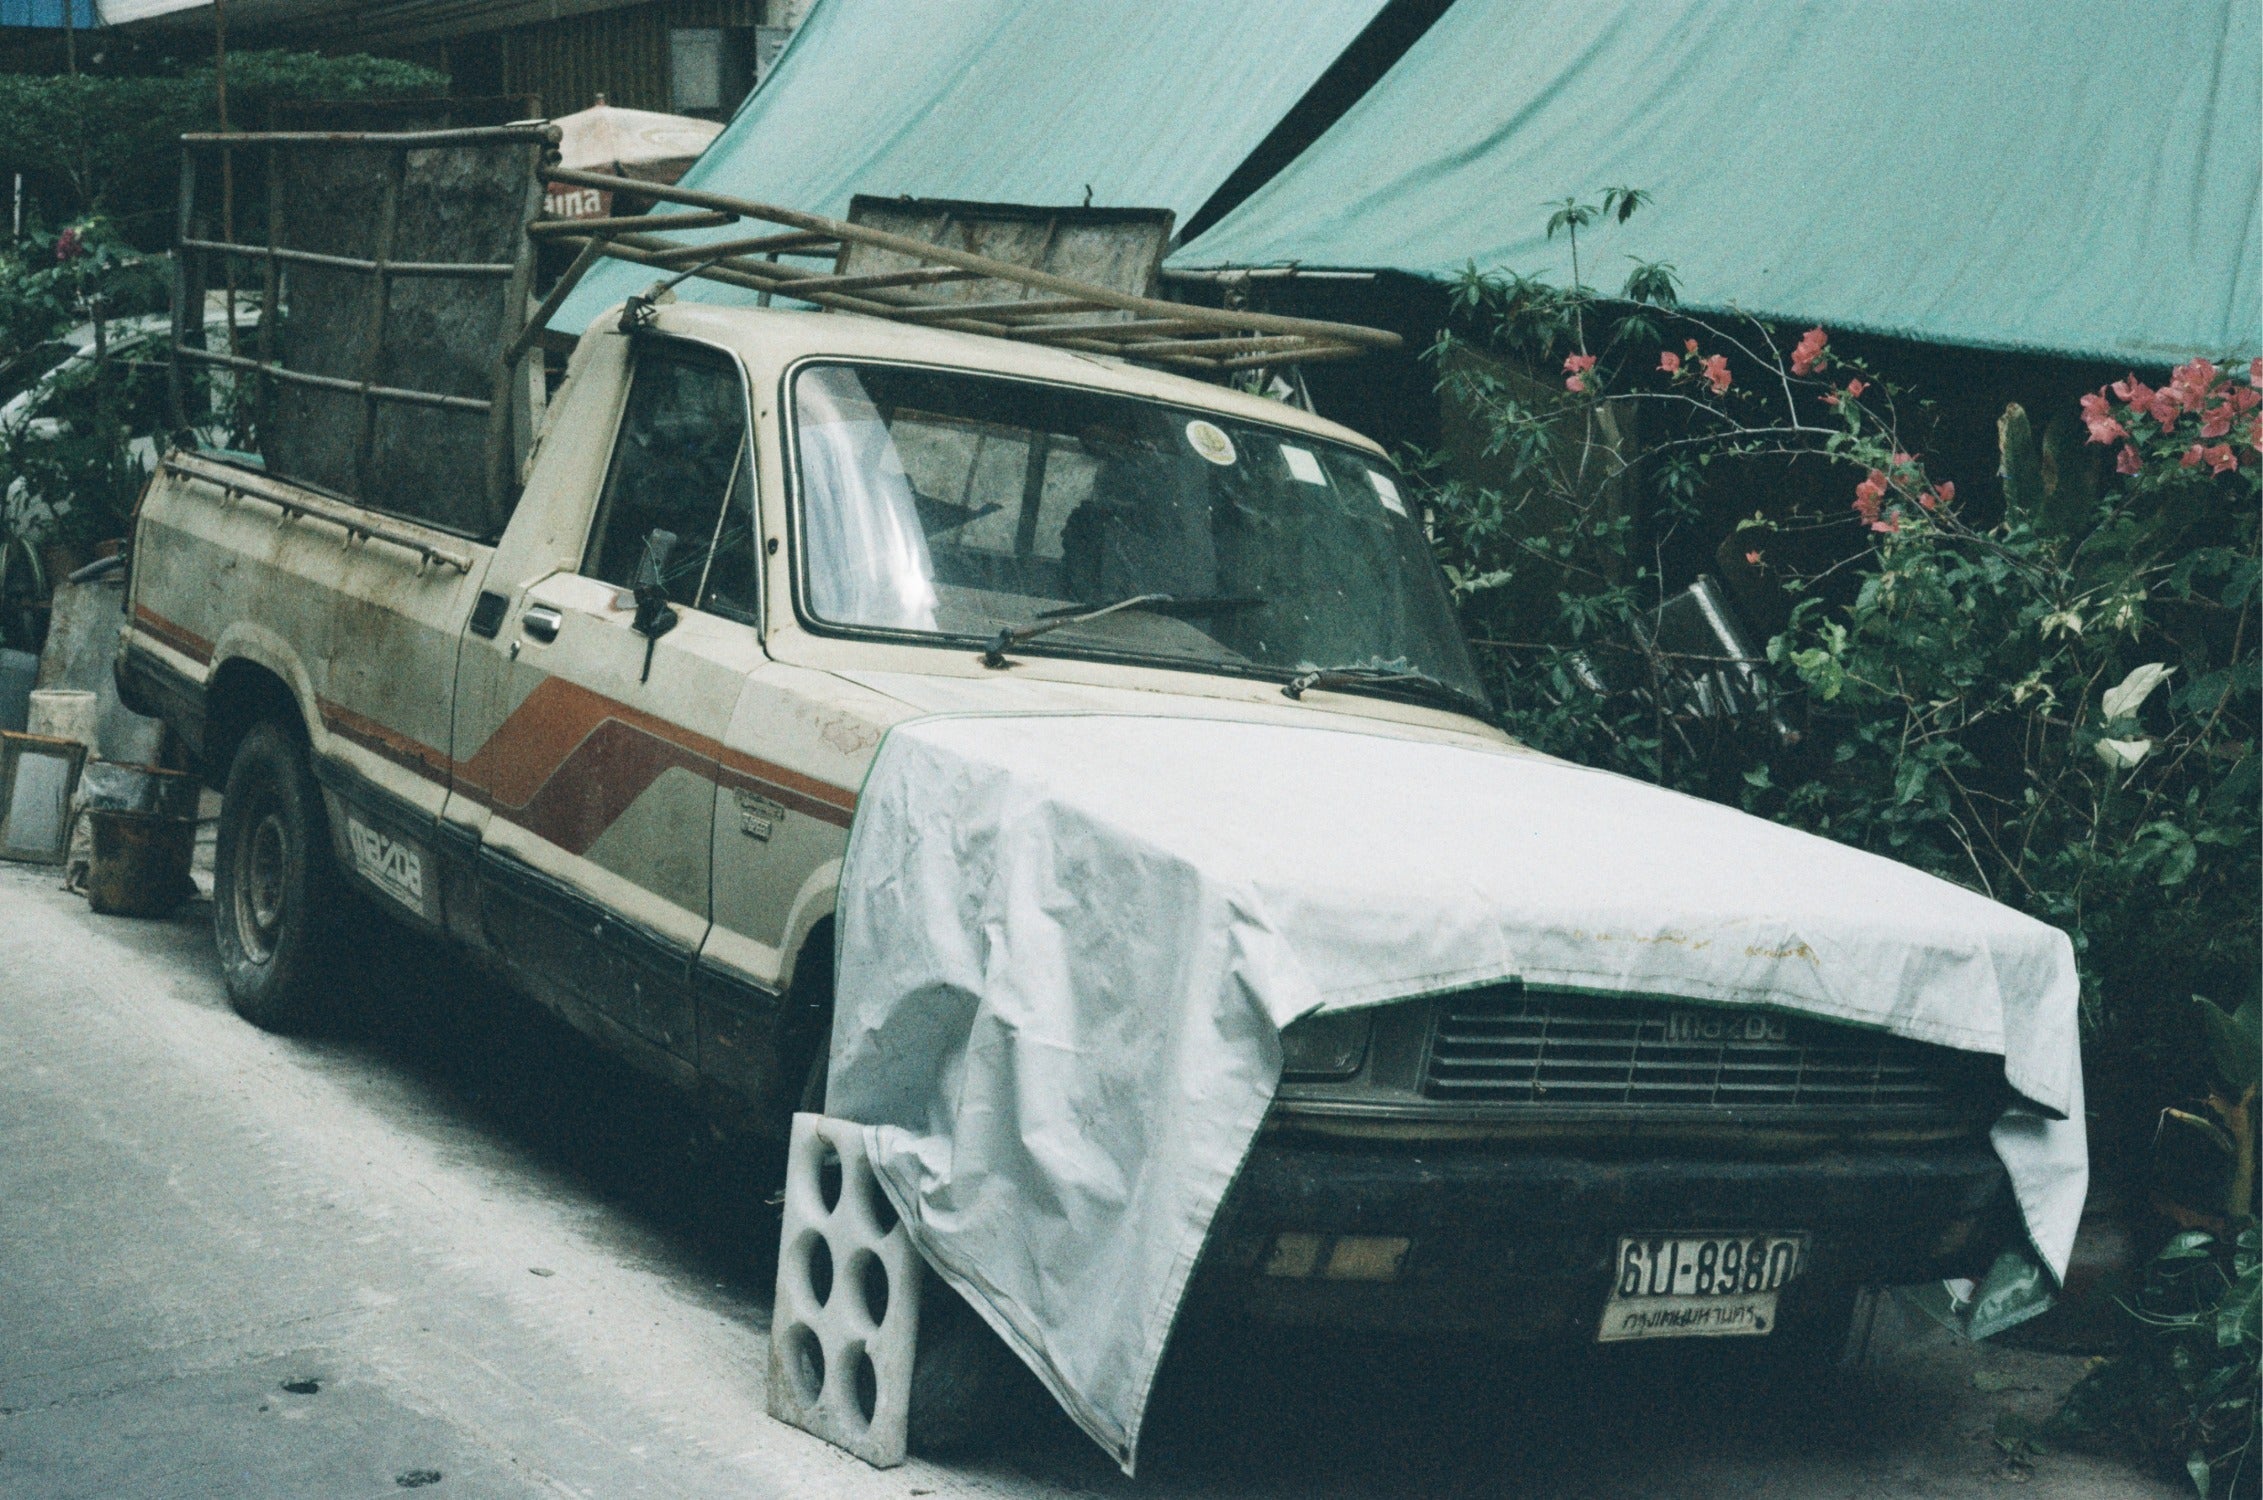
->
535;167;1401;374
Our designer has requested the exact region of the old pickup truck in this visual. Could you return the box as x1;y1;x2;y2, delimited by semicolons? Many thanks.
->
120;131;2031;1446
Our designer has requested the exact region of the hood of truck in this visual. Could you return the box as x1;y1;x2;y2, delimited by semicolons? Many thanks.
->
818;652;1513;758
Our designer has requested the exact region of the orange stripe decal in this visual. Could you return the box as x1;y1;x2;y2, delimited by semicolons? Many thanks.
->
133;604;213;666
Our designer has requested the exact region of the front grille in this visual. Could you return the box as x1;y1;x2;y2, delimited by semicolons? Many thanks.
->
1421;984;1986;1119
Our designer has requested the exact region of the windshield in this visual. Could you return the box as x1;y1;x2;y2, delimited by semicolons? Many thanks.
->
790;361;1484;702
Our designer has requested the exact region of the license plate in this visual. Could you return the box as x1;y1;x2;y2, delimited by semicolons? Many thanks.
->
1598;1233;1809;1342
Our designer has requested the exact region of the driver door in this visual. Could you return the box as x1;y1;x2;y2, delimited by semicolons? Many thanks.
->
450;337;764;1079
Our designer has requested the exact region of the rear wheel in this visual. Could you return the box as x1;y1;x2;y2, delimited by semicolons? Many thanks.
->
212;721;346;1032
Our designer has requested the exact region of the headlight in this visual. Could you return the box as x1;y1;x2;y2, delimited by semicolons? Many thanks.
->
1279;1010;1372;1080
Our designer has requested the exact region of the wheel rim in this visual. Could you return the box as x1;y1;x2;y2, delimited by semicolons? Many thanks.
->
234;804;289;965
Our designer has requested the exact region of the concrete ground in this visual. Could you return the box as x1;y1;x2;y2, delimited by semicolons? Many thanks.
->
0;858;2182;1500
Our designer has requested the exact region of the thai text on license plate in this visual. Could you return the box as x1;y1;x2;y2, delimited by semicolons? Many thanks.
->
1597;1233;1809;1342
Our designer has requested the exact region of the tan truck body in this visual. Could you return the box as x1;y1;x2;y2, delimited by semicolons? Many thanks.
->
122;302;1506;1131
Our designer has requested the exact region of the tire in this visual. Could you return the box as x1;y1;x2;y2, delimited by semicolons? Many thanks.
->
212;720;347;1033
906;1269;1047;1457
787;1025;1041;1457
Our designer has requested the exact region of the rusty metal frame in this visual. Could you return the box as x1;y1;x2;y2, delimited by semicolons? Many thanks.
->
536;166;1401;373
168;125;560;521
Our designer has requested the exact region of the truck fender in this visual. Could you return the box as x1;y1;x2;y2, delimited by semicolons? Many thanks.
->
779;858;841;998
201;626;324;774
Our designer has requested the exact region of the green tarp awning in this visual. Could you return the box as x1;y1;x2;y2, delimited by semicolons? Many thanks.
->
1173;0;2262;366
553;0;1390;333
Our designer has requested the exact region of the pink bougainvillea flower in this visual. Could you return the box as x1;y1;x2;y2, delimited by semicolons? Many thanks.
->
2203;443;2238;475
2146;389;2184;429
2111;374;2153;407
2228;385;2261;414
54;227;82;262
2080;392;2128;445
2182;443;2208;468
1852;469;1887;523
1744;549;1763;566
1820;394;1839;408
1844;377;1868;399
2116;444;2143;475
1658;350;1681;375
1685;338;1700;355
1791;327;1828;376
1934;480;1955;505
1701;354;1732;395
2200;402;2235;439
2169;358;2219;407
1563;351;1597;393
1871;514;1901;535
2250;356;2262;389
1891;450;1916;469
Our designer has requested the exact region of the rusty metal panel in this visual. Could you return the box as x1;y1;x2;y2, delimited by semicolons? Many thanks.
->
839;197;1173;322
260;138;542;536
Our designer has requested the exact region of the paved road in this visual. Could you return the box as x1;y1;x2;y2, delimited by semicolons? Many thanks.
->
0;861;2180;1499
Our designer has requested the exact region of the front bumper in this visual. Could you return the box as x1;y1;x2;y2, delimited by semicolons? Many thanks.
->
1194;1135;2011;1339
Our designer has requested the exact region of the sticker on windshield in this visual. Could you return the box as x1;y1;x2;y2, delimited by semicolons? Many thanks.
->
1368;469;1408;516
1279;443;1326;485
1185;419;1238;466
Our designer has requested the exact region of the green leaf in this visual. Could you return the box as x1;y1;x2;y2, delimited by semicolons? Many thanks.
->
2194;996;2262;1093
2159;1230;2218;1262
2186;1450;2210;1497
2217;1266;2259;1349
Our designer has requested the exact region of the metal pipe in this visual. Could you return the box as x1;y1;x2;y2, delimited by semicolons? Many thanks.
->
1159;267;1379;283
544;167;1401;351
165;452;475;572
181;125;561;147
174;345;493;415
179;237;518;278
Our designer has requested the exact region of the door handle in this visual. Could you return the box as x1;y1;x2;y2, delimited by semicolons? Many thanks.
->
521;604;562;643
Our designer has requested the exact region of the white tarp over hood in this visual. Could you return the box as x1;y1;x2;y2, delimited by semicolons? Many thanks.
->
829;712;2087;1471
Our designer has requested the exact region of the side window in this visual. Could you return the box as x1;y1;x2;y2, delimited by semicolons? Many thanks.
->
583;341;759;623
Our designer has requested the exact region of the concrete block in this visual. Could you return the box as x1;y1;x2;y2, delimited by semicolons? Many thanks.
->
27;689;97;751
766;1114;922;1468
36;579;164;764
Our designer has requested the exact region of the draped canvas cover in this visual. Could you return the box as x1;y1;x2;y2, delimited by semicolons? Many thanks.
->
829;713;2086;1470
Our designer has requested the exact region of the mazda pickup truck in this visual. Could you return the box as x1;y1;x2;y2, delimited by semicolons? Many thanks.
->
120;292;2015;1385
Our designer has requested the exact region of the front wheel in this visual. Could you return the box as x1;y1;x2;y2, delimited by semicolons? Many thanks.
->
212;721;346;1032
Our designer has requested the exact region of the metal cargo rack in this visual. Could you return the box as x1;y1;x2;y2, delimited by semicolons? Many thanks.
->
532;166;1402;374
171;124;557;536
168;128;1399;537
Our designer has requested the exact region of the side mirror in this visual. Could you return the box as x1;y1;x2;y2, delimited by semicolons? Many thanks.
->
631;528;681;639
629;528;679;683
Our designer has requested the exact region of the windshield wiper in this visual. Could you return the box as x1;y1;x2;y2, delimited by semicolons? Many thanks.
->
981;593;1265;668
1283;663;1493;721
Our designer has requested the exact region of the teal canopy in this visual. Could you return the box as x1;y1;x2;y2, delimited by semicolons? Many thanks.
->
1174;0;2263;366
553;0;1389;333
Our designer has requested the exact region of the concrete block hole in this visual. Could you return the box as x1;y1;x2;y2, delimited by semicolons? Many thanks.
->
766;1114;923;1467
